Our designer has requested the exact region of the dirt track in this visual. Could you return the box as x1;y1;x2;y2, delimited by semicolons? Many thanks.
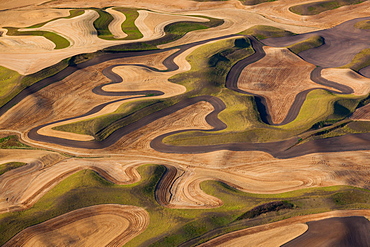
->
3;204;149;247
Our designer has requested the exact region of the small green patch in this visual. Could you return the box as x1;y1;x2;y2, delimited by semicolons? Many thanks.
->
288;35;324;54
0;66;22;100
289;0;365;15
341;48;370;72
239;25;295;40
0;162;27;176
239;0;277;5
0;135;31;149
354;19;370;30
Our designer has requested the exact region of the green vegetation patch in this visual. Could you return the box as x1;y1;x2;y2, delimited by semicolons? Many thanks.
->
0;162;27;176
27;9;85;28
354;19;370;30
0;135;31;149
341;48;370;72
1;164;370;247
239;0;277;5
239;25;295;40
4;27;70;49
289;0;365;15
0;66;22;100
288;35;324;54
114;7;143;40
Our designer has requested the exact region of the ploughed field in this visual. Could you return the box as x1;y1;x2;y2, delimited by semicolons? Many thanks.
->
1;0;370;246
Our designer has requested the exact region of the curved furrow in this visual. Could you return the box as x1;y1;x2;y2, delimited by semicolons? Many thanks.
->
3;204;149;247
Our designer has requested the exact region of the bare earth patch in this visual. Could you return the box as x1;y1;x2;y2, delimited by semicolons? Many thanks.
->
237;46;335;124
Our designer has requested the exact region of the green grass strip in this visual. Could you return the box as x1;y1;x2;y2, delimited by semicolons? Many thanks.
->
27;9;85;28
4;27;70;49
93;8;115;40
289;0;365;15
0;162;27;176
114;7;143;40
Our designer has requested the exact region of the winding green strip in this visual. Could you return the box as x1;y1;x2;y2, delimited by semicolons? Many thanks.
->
4;27;70;49
0;164;369;246
289;0;365;15
27;9;85;28
114;7;143;40
93;9;115;40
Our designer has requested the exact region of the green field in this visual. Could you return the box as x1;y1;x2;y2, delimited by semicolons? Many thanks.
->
1;164;370;246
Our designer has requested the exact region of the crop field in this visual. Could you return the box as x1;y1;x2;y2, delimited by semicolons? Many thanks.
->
1;0;370;246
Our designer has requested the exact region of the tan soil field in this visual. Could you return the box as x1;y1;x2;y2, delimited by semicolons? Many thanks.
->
106;8;128;39
4;204;149;247
237;46;335;124
214;224;308;247
321;68;370;96
201;210;370;247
